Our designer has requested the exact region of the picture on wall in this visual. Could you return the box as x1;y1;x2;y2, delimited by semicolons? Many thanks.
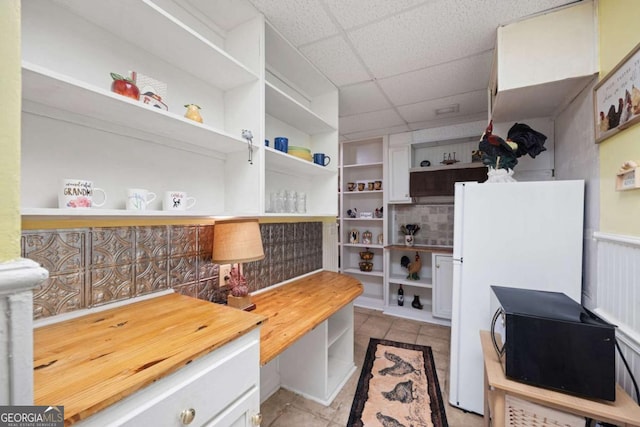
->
594;41;640;143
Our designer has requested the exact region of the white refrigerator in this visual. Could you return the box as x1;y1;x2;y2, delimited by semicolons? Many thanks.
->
449;180;584;414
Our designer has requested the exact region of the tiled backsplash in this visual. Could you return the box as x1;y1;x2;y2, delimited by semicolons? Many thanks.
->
23;222;323;320
391;204;455;246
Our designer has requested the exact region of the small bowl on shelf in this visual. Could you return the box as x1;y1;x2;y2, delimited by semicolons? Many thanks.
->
359;249;374;260
359;261;373;272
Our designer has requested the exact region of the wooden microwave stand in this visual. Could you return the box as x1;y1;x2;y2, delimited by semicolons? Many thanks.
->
480;330;640;427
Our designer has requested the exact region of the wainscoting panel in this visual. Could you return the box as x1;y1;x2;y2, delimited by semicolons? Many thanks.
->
594;232;640;401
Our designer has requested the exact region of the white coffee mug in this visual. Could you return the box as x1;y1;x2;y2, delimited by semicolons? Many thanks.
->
126;188;156;211
58;179;107;209
163;191;196;211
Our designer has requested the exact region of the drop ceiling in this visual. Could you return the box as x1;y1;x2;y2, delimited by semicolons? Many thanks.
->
190;0;582;141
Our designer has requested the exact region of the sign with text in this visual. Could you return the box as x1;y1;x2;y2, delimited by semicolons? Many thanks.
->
0;406;64;427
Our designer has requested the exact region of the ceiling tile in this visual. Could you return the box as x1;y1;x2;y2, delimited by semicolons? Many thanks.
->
347;0;578;78
325;0;428;30
378;52;493;106
249;0;338;46
397;89;487;123
299;36;371;87
339;108;406;134
339;81;392;116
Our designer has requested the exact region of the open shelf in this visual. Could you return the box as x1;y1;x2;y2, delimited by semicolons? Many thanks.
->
343;162;384;169
21;208;219;219
388;273;433;288
265;82;335;134
22;63;247;155
53;0;258;90
264;147;336;176
342;268;384;278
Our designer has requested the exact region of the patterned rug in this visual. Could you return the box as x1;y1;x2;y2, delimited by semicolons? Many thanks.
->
347;338;448;427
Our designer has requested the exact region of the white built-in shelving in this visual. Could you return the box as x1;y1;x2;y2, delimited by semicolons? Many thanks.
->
21;0;338;218
339;137;386;310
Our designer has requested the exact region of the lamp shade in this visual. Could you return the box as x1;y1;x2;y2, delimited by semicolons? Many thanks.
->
212;218;264;264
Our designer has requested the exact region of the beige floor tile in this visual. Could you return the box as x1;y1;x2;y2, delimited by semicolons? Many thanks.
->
267;405;332;427
383;328;418;344
356;315;393;338
389;318;422;333
416;334;451;354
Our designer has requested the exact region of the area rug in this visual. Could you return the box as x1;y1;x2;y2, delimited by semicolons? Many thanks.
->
347;338;448;427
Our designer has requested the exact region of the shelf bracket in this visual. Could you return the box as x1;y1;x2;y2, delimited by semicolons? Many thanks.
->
242;129;254;165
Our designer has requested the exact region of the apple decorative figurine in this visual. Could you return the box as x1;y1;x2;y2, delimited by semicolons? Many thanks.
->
110;73;140;100
184;104;203;123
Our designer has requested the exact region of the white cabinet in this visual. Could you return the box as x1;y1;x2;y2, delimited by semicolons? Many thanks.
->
383;247;451;326
20;0;338;218
388;145;411;203
76;329;262;427
279;304;356;405
489;0;597;122
432;254;453;319
340;138;386;310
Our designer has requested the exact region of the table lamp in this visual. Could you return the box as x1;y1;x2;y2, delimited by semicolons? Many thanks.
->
212;218;264;310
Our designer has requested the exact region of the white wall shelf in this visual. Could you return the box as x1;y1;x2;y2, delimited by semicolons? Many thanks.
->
265;82;335;134
343;162;384;169
265;147;336;176
342;268;384;278
388;274;433;288
52;0;259;90
20;208;220;219
23;63;248;155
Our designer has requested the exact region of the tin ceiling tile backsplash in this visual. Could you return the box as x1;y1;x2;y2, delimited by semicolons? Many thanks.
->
22;230;85;274
24;222;323;319
91;227;134;267
135;226;169;260
32;272;84;318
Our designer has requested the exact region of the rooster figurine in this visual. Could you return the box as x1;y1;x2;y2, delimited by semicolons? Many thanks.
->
401;252;422;280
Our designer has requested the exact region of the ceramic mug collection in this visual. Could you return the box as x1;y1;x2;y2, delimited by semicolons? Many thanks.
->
58;179;196;211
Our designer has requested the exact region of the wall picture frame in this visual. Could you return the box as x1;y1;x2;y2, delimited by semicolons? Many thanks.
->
594;41;640;143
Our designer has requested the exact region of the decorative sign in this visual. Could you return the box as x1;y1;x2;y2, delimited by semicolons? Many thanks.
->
594;42;640;143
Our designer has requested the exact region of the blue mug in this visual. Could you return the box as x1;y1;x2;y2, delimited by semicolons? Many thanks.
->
274;137;288;152
313;153;331;166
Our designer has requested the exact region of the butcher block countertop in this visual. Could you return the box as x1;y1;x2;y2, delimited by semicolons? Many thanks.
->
33;293;266;425
252;270;363;365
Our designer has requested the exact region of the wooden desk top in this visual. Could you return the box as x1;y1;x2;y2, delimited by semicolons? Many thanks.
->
34;293;266;425
480;330;640;426
251;271;363;365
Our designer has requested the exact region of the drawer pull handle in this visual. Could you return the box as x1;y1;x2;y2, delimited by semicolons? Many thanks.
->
180;408;196;425
251;413;263;426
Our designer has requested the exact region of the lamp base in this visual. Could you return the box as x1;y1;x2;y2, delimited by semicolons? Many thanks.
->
227;294;255;311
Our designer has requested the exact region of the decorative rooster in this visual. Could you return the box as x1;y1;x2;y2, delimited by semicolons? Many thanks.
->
478;120;547;171
401;252;422;280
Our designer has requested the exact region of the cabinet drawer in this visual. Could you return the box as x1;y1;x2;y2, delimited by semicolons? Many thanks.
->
77;329;260;427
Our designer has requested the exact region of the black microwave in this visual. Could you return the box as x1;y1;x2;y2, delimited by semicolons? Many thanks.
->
490;286;616;401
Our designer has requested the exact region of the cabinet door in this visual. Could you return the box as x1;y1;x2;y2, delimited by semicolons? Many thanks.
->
432;254;453;319
388;145;411;203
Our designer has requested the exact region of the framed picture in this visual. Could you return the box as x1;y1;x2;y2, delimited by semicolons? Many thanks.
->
594;42;640;143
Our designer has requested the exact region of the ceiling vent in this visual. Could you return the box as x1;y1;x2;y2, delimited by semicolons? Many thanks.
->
435;104;460;115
